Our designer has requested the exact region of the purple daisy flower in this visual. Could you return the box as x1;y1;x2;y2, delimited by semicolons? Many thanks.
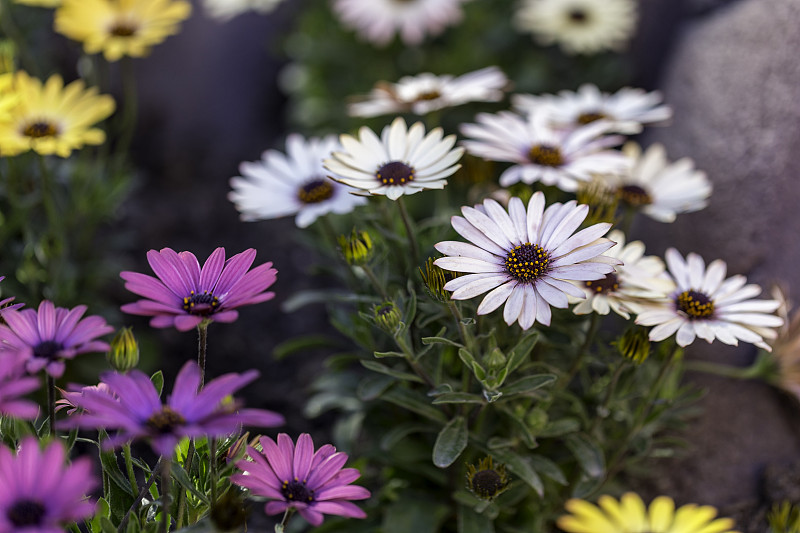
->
232;433;370;527
0;355;39;420
0;436;96;532
120;247;277;332
0;301;113;378
60;360;285;455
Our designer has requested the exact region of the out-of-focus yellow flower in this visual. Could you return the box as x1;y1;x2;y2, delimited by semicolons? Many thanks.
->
0;71;115;157
0;74;19;124
558;492;738;533
13;0;62;7
54;0;192;62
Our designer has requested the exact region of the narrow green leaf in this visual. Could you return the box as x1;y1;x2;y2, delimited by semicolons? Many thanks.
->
357;374;394;401
528;455;568;485
565;433;605;478
90;497;110;533
360;360;424;383
500;374;557;396
98;450;135;497
427;384;454;396
431;392;484;405
505;331;540;375
383;387;447;423
537;418;580;437
273;335;336;359
100;517;116;533
433;416;468;468
422;336;464;348
491;449;544;497
171;462;210;504
374;350;405;358
150;371;163;397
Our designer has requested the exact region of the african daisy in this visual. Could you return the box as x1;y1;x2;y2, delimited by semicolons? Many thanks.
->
202;0;284;21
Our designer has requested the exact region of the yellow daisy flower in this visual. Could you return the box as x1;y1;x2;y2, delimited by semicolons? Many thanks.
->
0;74;19;123
54;0;192;62
0;71;115;158
558;493;739;533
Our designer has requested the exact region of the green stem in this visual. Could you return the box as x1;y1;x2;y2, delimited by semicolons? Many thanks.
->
197;322;208;387
561;314;601;388
361;264;388;300
123;443;139;496
118;457;161;533
396;334;435;389
47;374;56;437
174;441;196;529
115;57;138;159
588;361;628;435
275;507;296;532
0;0;39;76
396;196;420;270
210;438;218;507
159;456;173;533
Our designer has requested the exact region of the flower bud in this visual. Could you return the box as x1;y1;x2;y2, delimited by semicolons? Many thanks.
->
338;228;374;266
466;456;510;501
577;177;619;226
419;257;450;302
615;326;650;364
373;301;402;333
107;327;139;372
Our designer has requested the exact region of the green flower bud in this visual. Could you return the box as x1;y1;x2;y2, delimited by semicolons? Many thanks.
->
615;326;651;364
107;327;139;372
768;501;800;533
419;257;450;302
466;456;510;501
577;177;619;226
338;228;374;266
373;301;402;333
485;347;507;371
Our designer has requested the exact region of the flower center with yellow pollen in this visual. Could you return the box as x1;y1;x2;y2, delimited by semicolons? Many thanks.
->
505;243;551;283
417;90;442;101
183;290;220;316
619;185;653;207
677;290;714;319
376;161;415;186
298;179;334;204
22;120;58;139
585;272;619;294
281;479;314;503
528;145;564;167
146;407;186;433
577;111;607;124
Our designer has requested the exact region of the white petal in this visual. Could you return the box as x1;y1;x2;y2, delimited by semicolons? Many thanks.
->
477;281;516;315
502;284;525;324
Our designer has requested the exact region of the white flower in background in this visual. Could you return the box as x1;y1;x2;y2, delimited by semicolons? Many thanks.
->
571;230;673;319
332;0;469;46
460;110;630;192
202;0;284;20
514;0;637;55
349;67;508;118
434;193;618;329
606;142;712;223
512;84;672;135
635;249;783;350
228;134;367;228
323;117;464;200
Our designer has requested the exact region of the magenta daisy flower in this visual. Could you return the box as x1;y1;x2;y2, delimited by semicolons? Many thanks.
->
0;355;39;420
60;360;285;455
232;433;370;527
0;301;113;378
120;247;277;332
0;437;96;532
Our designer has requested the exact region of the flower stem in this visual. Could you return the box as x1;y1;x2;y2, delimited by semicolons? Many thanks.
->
159;456;173;533
174;441;196;529
396;196;420;270
115;57;138;159
361;264;388;300
561;313;601;388
118;457;161;533
210;438;218;507
197;322;208;387
123;443;139;496
47;374;56;437
275;508;295;532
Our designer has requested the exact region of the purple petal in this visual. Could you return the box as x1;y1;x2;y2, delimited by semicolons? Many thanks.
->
179;251;202;288
214;249;257;295
53;306;88;344
36;301;57;341
167;361;201;414
199;248;226;291
147;249;193;297
316;485;371;501
298;507;325;526
307;453;348;489
1;309;41;346
232;408;285;428
293;434;315;482
121;271;182;304
174;315;203;331
261;435;292;481
264;501;290;516
312;501;368;519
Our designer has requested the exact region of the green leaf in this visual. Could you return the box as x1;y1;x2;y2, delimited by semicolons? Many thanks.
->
491;449;544;497
374;350;405;358
281;290;376;313
565;433;605;478
433;416;468;468
422;336;464;348
273;334;336;359
458;504;496;533
499;374;557;396
100;517;116;533
150;371;163;397
98;449;135;497
171;462;210;505
528;455;567;485
90;497;111;533
357;374;394;401
380;423;433;451
382;496;449;533
360;360;424;383
537;418;580;437
382;387;447;423
431;392;484;405
505;331;540;375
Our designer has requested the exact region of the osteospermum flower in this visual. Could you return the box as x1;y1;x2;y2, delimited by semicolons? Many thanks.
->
228;134;367;228
232;433;370;527
0;301;113;378
512;84;672;135
434;192;618;329
0;437;96;532
348;67;508;118
54;0;192;62
571;230;672;319
515;0;637;55
0;355;39;420
120;247;277;331
332;0;468;46
202;0;284;20
0;71;115;158
558;492;739;533
460;110;629;191
606;143;712;223
60;360;285;455
635;249;783;350
323;117;464;200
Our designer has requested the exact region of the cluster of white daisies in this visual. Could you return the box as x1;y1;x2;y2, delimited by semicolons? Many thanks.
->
204;0;637;55
227;65;783;352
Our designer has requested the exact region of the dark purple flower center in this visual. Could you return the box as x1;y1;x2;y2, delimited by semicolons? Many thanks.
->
281;479;314;503
146;407;186;434
505;243;551;283
585;273;620;294
676;290;714;319
577;111;606;125
183;290;220;316
7;499;46;527
376;161;415;186
568;9;589;23
470;469;504;499
619;185;653;207
528;145;564;167
22;121;58;139
33;340;63;361
298;179;335;204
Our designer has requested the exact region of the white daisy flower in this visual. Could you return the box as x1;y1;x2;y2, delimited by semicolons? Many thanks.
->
202;0;284;20
332;0;469;46
434;192;619;329
460;110;630;192
512;84;672;135
571;230;673;319
635;249;784;350
348;66;509;118
607;142;712;223
228;134;367;228
514;0;637;55
323;117;464;201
